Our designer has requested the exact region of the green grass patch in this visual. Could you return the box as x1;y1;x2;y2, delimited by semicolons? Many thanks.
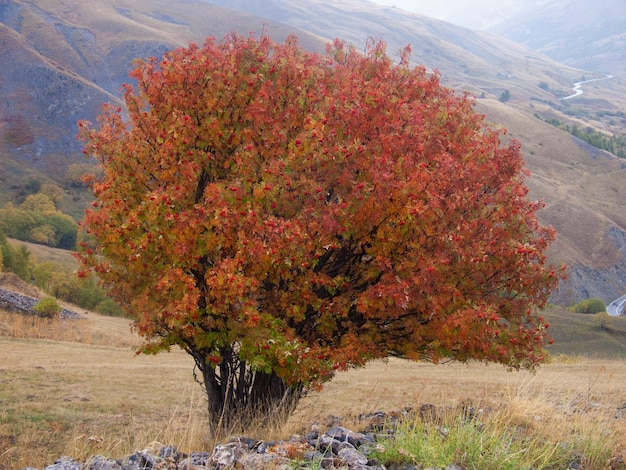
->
370;407;614;470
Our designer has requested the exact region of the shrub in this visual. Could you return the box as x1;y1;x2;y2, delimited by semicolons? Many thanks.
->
48;274;83;304
1;242;31;280
593;311;613;330
573;298;606;314
95;298;125;317
34;296;62;318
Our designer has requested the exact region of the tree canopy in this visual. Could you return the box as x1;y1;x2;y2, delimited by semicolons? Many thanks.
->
78;34;562;430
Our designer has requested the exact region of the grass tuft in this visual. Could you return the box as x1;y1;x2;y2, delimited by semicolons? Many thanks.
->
371;396;618;470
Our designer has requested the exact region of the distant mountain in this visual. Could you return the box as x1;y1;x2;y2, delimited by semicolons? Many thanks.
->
1;0;626;304
370;0;546;30
203;0;586;95
488;0;626;75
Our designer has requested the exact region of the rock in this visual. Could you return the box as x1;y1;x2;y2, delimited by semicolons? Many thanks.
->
607;455;626;470
326;426;373;448
84;455;123;470
418;403;438;422
177;452;210;470
338;446;368;466
159;445;180;460
207;443;236;468
43;456;81;470
239;452;290;469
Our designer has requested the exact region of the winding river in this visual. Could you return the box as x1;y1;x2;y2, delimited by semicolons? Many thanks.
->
561;74;614;100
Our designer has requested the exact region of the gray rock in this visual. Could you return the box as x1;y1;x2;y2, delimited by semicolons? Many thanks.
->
44;456;81;470
239;452;290;469
207;444;236;468
24;412;589;470
84;455;122;470
338;447;368;466
177;452;211;470
207;442;247;468
158;445;180;460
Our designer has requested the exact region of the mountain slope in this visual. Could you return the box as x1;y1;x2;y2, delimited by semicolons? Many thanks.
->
203;0;585;97
0;0;326;176
475;99;626;302
1;0;626;304
489;0;626;75
0;22;117;177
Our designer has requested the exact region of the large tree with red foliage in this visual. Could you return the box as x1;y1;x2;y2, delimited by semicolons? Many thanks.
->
77;34;561;431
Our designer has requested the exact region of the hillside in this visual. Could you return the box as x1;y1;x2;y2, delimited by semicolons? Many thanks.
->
0;0;326;178
204;0;587;97
489;0;626;75
1;0;626;304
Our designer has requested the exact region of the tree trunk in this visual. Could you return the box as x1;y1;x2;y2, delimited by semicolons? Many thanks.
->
192;345;303;434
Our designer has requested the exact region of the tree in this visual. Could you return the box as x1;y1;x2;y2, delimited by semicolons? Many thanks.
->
46;212;78;249
0;202;36;239
40;183;65;205
20;193;57;212
78;34;562;431
1;240;31;281
0;196;78;249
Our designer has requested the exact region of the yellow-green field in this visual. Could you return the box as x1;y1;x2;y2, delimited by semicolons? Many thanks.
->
1;307;625;469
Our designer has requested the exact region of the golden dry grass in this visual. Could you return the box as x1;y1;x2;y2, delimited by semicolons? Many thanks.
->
1;307;625;468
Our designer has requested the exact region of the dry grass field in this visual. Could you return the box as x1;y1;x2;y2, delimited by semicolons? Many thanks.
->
1;305;626;469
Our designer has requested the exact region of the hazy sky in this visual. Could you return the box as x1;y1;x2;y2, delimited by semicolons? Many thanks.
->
369;0;534;29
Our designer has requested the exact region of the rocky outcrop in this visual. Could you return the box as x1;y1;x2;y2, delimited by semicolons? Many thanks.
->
0;287;81;319
551;226;626;305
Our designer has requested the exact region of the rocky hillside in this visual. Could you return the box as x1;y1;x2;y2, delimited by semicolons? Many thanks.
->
1;0;626;304
0;0;325;178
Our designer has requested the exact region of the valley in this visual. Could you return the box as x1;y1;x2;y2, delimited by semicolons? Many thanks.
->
561;75;615;100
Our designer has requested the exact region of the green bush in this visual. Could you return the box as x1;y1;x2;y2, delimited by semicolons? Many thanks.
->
34;296;62;318
572;298;606;314
76;277;107;310
95;297;125;317
1;240;31;280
